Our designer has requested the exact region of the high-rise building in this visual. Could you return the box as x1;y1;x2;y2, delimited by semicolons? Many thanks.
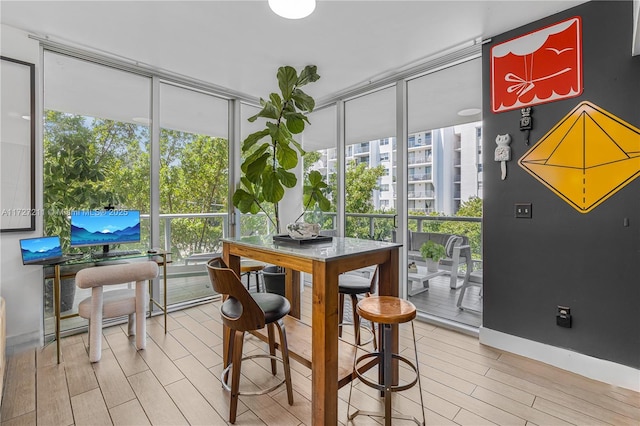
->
316;121;482;214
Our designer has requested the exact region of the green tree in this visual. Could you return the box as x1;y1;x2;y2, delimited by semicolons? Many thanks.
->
328;160;387;238
44;112;230;259
408;210;444;233
440;196;483;260
344;161;386;214
159;129;229;258
303;151;322;174
43;111;140;249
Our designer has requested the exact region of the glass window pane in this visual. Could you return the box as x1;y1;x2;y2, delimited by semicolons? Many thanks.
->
239;103;274;236
344;87;396;240
43;51;152;334
301;105;337;231
406;57;483;328
159;82;229;305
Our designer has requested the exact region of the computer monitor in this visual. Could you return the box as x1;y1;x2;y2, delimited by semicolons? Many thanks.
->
20;236;64;265
70;210;141;253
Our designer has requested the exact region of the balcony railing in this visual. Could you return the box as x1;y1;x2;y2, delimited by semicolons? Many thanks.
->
408;156;432;165
408;141;432;149
316;211;482;260
142;212;274;265
143;211;482;309
407;208;435;214
147;212;230;264
152;210;482;267
408;191;435;198
408;173;432;181
352;144;370;155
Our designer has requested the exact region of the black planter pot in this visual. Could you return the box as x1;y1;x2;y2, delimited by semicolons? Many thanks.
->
261;265;285;297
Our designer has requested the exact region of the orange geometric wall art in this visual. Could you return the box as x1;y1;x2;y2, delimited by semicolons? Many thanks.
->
491;16;583;113
519;101;640;213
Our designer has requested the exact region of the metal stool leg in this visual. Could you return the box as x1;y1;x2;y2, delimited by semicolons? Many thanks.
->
255;271;260;292
346;327;359;421
383;323;392;426
412;321;426;426
347;320;426;425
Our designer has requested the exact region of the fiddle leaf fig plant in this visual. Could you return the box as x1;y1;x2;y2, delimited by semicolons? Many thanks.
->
295;170;331;223
233;65;329;234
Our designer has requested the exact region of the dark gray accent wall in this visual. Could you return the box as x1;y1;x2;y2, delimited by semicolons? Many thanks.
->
482;0;640;368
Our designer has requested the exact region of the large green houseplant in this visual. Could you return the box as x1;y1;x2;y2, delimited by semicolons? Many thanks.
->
232;65;329;235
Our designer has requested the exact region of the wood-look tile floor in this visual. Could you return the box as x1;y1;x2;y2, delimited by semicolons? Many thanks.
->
2;289;638;426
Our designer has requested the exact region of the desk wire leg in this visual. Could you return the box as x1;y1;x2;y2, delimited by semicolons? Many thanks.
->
163;259;167;332
54;265;61;364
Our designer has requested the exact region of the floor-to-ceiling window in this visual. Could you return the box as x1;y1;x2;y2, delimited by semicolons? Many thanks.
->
42;44;484;337
406;57;483;327
43;51;152;334
303;104;337;231
43;51;234;335
238;102;275;236
344;87;396;240
158;82;229;305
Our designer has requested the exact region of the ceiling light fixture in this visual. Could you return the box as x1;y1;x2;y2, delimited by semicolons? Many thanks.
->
268;0;316;19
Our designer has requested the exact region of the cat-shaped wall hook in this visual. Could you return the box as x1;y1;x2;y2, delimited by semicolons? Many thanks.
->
494;134;512;180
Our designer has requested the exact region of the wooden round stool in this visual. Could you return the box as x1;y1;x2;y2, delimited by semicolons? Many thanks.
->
347;296;426;426
240;259;266;292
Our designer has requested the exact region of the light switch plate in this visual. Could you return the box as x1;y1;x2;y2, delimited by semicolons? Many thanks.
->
515;203;532;218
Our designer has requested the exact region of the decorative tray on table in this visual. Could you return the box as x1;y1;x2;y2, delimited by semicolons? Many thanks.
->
272;234;333;245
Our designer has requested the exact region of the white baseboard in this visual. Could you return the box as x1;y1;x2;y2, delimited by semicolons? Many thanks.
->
6;331;41;353
480;327;640;392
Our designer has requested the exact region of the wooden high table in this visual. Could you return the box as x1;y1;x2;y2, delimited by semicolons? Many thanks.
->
222;236;401;425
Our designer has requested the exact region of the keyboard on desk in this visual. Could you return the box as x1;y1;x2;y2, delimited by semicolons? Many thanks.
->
91;250;142;259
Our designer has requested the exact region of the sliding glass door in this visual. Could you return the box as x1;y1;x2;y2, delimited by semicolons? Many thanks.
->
406;58;483;327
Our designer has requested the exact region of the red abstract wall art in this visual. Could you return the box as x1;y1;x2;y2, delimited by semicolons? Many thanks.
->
491;16;583;113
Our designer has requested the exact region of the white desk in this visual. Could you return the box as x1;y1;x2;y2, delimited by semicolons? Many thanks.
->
407;265;445;296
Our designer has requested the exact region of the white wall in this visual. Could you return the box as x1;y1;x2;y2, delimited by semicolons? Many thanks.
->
0;24;44;348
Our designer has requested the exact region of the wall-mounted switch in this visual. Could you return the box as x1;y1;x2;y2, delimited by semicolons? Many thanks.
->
515;203;532;218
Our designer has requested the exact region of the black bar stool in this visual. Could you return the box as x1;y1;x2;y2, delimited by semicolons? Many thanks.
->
347;295;426;426
240;259;266;292
338;266;378;348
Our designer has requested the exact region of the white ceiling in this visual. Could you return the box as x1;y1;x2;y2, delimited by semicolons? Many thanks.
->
1;0;590;103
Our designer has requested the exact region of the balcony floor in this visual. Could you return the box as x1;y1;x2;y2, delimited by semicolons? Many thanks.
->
408;274;482;328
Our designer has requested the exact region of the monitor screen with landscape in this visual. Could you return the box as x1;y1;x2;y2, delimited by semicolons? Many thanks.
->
70;210;141;248
20;236;64;264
